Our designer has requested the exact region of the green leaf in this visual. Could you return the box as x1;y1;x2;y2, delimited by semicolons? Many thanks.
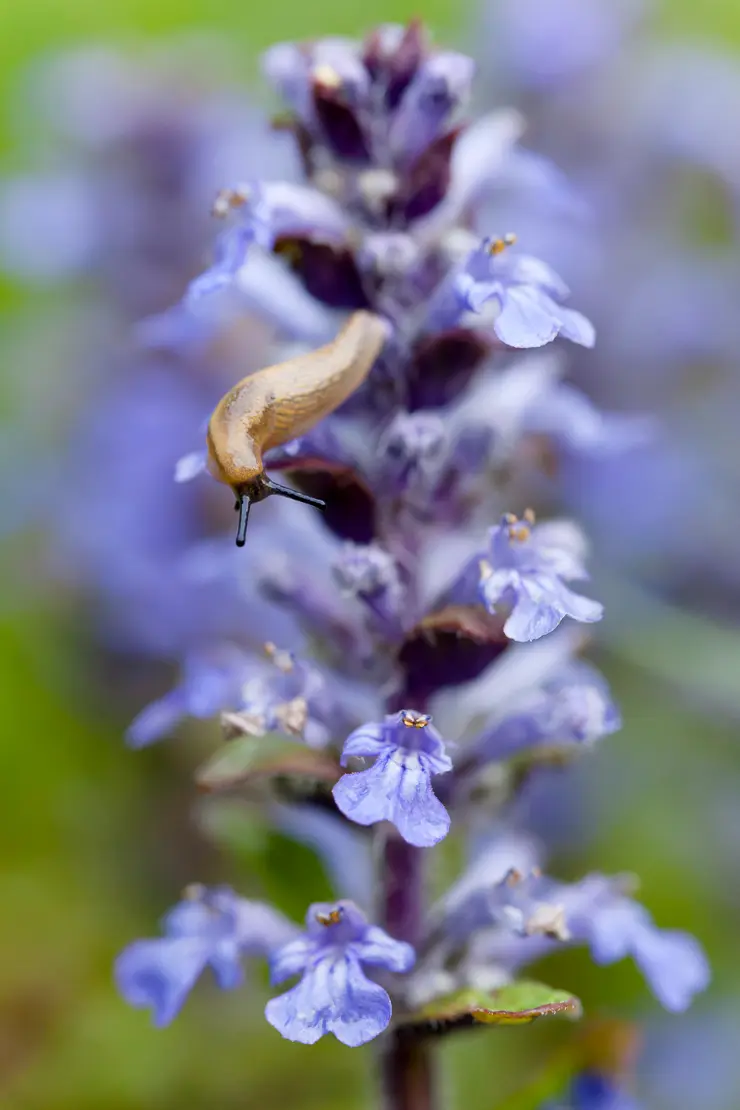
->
194;733;340;793
398;980;582;1037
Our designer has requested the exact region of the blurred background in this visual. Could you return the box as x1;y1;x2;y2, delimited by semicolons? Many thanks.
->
2;0;740;1107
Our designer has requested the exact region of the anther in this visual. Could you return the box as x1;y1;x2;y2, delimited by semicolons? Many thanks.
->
525;903;570;942
275;696;308;736
312;64;342;90
212;186;250;219
316;906;344;926
264;642;294;673
401;710;431;729
488;232;517;256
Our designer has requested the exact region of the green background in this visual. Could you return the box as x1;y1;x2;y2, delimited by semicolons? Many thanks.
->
2;1;740;1107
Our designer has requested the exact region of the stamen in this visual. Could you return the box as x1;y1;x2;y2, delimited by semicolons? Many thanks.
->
401;710;431;729
316;906;344;926
264;642;294;672
312;64;342;90
479;558;493;581
523;507;536;524
505;868;523;886
275;696;308;736
525;903;570;942
508;524;531;543
488;232;517;256
212;186;250;219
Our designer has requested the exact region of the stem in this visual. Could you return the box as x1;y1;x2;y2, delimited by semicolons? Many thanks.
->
378;830;437;1110
380;1034;436;1110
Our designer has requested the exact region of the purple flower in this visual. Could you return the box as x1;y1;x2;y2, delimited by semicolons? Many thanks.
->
115;885;297;1026
332;543;407;637
333;711;452;847
265;900;415;1046
126;645;250;748
479;513;604;641
573;879;710;1013
470;659;621;764
425;235;595;348
456;869;709;1013
377;411;450;498
183;181;350;309
262;38;371;139
235;642;365;749
390;51;475;163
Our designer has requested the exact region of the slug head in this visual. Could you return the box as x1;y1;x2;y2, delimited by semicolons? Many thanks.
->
206;420;264;488
232;477;327;547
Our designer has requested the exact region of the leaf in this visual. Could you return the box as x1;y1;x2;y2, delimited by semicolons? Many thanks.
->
197;797;270;856
398;980;581;1037
195;733;341;793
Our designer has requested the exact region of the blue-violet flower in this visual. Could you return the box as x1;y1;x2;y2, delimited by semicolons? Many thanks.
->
333;710;452;847
265;899;415;1046
479;512;604;641
115;885;297;1026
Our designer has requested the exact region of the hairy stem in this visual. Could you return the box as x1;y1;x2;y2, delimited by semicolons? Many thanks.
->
378;830;437;1110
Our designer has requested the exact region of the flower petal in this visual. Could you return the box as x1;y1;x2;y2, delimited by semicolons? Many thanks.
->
340;722;392;764
494;285;560;348
504;586;566;642
447;109;525;213
350;926;416;973
174;450;207;483
126;689;185;748
631;925;710;1013
114;937;210;1026
209;941;245;991
269;936;318;984
184;226;253;307
265;953;392;1046
555;582;604;625
333;749;450;847
556;305;596;348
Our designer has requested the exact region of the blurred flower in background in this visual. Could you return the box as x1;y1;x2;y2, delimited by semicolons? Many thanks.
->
474;0;740;619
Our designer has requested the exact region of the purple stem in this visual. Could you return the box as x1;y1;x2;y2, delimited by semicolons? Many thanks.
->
378;829;436;1110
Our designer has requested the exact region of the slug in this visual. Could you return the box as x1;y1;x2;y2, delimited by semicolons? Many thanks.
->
206;310;389;546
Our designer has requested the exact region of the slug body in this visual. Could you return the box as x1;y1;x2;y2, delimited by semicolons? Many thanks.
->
206;310;389;545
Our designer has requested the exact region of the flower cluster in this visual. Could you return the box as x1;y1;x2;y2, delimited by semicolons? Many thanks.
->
105;22;709;1055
